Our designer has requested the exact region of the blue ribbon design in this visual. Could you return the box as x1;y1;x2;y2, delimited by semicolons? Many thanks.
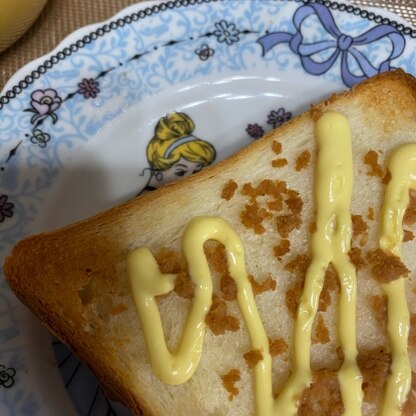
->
257;4;405;87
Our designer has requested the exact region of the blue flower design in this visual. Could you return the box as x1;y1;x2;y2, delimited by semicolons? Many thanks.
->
25;89;62;125
195;44;215;61
213;20;240;45
267;108;292;129
30;129;51;148
246;123;265;139
77;78;100;99
257;4;405;87
0;365;16;388
0;195;14;223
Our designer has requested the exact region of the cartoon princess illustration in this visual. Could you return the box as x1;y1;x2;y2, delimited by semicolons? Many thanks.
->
141;112;216;193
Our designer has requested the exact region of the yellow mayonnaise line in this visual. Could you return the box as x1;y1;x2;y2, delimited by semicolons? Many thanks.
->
127;114;415;414
127;216;275;411
377;143;416;415
275;111;363;415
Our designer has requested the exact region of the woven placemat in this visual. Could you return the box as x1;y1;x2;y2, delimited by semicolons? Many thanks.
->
0;0;415;91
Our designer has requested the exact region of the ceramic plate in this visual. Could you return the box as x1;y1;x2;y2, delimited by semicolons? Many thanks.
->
1;0;415;414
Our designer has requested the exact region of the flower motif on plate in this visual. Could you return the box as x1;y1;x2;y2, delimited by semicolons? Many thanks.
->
0;195;14;223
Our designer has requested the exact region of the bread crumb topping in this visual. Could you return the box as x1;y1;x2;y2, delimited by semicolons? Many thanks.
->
239;179;303;243
312;314;330;345
272;158;288;168
364;149;384;178
403;229;415;242
244;349;263;369
205;295;240;335
273;239;290;259
404;189;416;225
367;248;410;284
358;349;391;406
347;247;366;270
269;337;288;357
369;295;387;333
221;179;238;201
221;369;241;401
318;264;340;313
272;140;282;155
298;370;344;415
295;150;311;172
351;214;369;247
249;274;277;296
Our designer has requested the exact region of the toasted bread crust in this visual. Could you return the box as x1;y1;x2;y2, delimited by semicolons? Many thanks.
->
4;70;416;415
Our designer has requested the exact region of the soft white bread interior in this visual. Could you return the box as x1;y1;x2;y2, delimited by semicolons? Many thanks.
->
4;70;416;415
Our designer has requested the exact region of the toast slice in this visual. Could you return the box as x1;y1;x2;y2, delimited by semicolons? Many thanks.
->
4;70;416;416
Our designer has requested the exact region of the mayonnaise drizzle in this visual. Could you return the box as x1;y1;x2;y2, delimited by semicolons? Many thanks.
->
127;113;414;415
275;111;363;416
377;143;416;415
127;216;273;397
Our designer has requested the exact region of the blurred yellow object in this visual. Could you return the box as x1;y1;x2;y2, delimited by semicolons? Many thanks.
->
0;0;48;53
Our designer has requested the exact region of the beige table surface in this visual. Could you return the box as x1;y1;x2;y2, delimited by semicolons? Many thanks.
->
0;0;415;91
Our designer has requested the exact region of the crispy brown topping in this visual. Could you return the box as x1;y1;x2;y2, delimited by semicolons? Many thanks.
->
272;140;282;155
272;158;288;168
309;221;317;234
285;190;303;215
205;295;240;335
108;303;128;315
155;247;182;274
154;248;194;299
276;214;302;239
367;249;409;284
351;214;368;247
257;179;287;198
382;169;391;185
269;337;288;357
204;242;226;274
298;370;344;416
273;239;291;259
267;199;283;211
318;264;340;312
369;295;387;333
174;271;194;299
221;274;238;302
221;179;238;201
312;314;330;344
221;369;241;401
348;247;366;270
240;179;303;241
364;149;384;179
285;261;337;318
241;182;257;200
285;254;311;275
358;349;391;405
404;189;416;225
244;349;263;369
240;202;271;234
204;242;237;301
249;274;277;296
285;277;305;319
336;346;344;362
403;229;415;242
367;207;375;221
295;150;311;172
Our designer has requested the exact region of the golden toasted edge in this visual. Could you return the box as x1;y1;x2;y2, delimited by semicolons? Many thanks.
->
3;69;416;415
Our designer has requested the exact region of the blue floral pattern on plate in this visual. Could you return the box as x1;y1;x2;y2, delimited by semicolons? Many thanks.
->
0;0;415;414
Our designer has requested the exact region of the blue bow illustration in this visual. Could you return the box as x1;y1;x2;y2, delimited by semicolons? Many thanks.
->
257;3;405;87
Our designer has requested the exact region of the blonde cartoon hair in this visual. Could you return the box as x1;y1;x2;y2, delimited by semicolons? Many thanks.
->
146;112;216;171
